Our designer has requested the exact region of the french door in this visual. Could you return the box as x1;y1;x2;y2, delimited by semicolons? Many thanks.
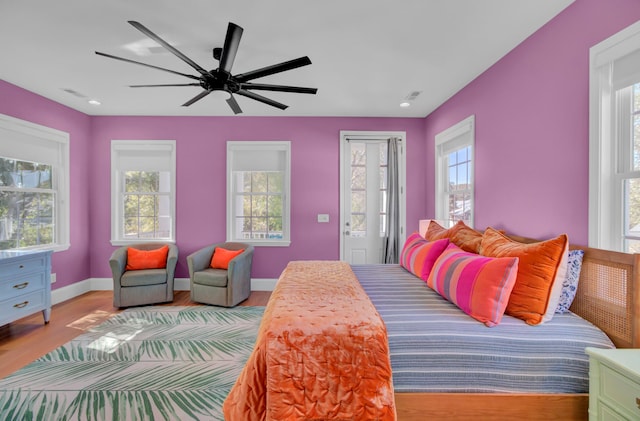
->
340;131;406;264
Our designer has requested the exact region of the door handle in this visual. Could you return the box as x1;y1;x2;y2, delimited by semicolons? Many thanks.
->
344;231;350;235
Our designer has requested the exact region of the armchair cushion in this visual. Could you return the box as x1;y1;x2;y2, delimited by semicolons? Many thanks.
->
125;245;169;270
121;269;168;287
194;268;229;287
210;247;245;269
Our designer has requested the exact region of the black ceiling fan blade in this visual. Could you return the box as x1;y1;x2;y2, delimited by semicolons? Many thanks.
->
234;56;312;82
130;83;201;87
236;89;288;110
128;20;209;76
95;51;200;80
226;95;243;114
182;90;211;106
240;83;317;94
219;23;243;74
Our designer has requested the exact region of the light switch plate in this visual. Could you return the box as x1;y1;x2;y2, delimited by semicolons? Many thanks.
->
317;214;329;223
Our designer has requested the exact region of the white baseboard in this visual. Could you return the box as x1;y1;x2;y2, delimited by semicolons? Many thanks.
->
51;277;277;305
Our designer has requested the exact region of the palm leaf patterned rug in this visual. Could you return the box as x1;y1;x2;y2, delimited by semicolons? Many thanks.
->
0;305;264;421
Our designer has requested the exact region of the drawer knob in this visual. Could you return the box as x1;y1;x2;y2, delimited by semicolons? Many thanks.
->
19;264;24;269
13;301;29;309
13;282;29;290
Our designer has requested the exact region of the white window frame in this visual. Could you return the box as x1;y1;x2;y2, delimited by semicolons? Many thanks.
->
227;141;291;247
110;140;176;246
0;114;70;252
435;115;475;228
589;20;640;251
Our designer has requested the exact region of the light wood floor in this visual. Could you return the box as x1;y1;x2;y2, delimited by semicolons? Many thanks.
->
0;290;271;380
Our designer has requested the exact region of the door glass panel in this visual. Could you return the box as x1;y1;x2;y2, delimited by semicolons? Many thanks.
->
351;167;366;190
351;143;365;165
351;191;366;213
351;214;366;237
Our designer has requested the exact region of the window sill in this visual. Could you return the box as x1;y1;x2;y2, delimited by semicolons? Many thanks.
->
110;239;176;247
230;239;291;247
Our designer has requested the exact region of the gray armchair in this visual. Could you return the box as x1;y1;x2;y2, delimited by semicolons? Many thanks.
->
187;242;253;307
109;243;178;308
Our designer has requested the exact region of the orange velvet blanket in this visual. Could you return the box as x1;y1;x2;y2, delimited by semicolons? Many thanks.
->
223;261;396;420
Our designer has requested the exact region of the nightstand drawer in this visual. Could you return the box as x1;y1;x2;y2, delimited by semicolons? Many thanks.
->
0;290;46;322
0;255;47;280
600;365;640;419
0;273;46;300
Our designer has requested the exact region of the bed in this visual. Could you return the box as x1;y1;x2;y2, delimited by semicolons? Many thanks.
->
224;237;640;420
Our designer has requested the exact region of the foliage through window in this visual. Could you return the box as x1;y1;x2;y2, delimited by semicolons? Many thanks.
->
0;157;55;250
589;22;640;252
111;140;176;245
435;116;475;228
0;114;69;252
123;171;172;240
227;141;290;246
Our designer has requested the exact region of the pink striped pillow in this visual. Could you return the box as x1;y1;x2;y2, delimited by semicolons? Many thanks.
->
427;243;519;327
399;233;449;281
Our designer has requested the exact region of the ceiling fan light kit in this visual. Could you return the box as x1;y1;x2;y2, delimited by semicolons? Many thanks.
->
95;21;317;114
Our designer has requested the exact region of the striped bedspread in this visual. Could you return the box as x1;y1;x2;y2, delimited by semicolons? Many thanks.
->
353;264;615;394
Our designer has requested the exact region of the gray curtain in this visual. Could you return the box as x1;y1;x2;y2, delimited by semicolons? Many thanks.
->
383;137;400;263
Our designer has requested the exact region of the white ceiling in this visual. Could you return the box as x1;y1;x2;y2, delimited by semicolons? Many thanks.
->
0;0;574;118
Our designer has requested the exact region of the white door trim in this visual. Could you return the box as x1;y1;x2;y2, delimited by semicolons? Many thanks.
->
339;130;407;262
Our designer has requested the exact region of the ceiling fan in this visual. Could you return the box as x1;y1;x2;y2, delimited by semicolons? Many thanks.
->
95;21;317;114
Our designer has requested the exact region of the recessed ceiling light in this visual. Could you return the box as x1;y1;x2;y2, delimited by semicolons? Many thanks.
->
88;99;101;106
400;102;411;108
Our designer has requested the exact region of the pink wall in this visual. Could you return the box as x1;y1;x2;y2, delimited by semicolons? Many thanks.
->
424;0;640;246
90;117;426;279
0;80;92;289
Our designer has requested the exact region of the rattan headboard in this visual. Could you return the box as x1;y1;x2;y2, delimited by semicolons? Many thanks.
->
506;234;640;348
569;245;640;348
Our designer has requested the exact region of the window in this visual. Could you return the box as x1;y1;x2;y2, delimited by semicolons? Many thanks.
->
589;21;640;252
111;140;176;245
0;114;69;251
227;141;290;247
435;115;475;228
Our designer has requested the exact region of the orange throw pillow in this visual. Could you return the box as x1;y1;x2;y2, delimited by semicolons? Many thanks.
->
210;247;244;269
126;245;169;271
480;227;568;325
425;220;483;253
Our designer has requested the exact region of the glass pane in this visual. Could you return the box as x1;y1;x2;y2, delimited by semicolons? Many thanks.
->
238;195;250;216
240;172;251;193
125;171;139;192
458;163;468;188
379;144;388;166
0;158;16;187
380;190;387;213
268;217;283;238
380;214;387;236
124;195;138;217
240;217;251;235
124;217;138;238
457;148;467;162
139;217;157;237
268;195;282;217
634;114;640;171
626;239;640;253
380;167;387;190
351;167;366;190
252;195;267;217
351;214;366;236
139;171;159;192
448;166;456;190
268;172;283;193
138;195;156;216
634;83;640;112
39;193;54;217
252;217;267;233
157;171;170;193
351;191;366;213
252;172;268;193
625;178;640;236
351;143;365;166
